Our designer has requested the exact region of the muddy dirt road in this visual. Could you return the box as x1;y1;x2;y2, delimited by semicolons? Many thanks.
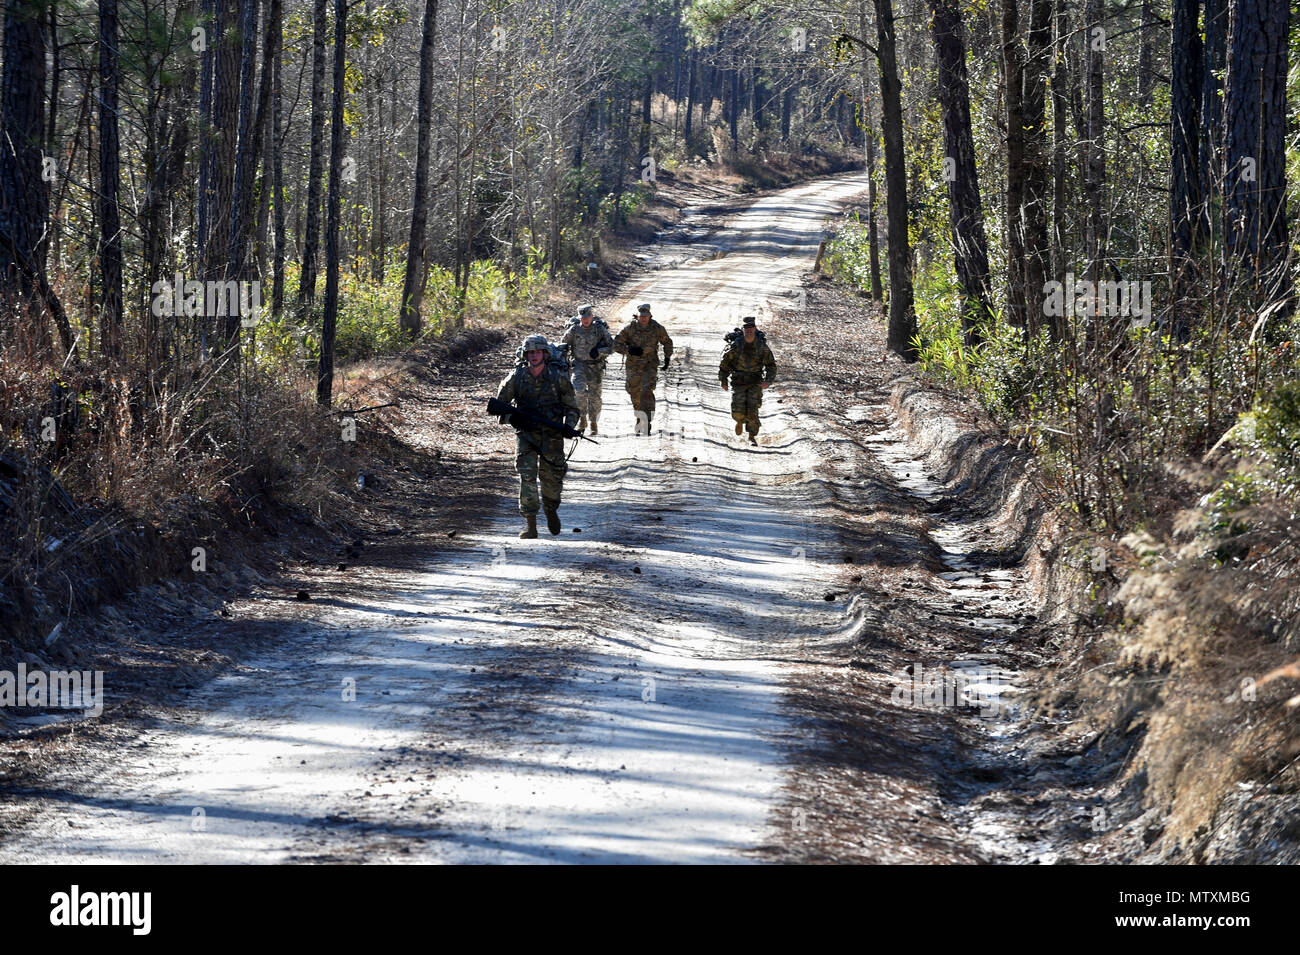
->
0;174;1058;863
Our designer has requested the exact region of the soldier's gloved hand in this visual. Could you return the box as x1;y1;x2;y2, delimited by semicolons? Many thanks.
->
627;344;644;356
662;356;670;371
590;346;601;359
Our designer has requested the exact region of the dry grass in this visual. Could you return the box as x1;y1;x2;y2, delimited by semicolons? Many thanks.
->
0;348;366;657
1034;454;1300;858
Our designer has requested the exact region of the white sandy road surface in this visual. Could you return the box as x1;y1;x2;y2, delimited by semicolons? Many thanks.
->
0;174;870;864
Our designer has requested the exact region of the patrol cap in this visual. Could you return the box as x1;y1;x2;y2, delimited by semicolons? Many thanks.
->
741;316;757;327
636;303;652;314
578;304;595;317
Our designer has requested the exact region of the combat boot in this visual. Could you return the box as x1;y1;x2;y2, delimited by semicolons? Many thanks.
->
578;415;587;433
590;419;598;436
544;504;561;535
519;515;538;539
749;434;758;446
735;421;743;436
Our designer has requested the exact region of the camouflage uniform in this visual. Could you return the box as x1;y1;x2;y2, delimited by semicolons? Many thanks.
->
561;318;614;428
718;334;776;436
495;362;580;516
613;318;674;428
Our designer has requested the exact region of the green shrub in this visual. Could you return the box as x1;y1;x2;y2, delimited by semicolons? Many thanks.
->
250;250;546;367
824;214;882;297
1256;380;1300;483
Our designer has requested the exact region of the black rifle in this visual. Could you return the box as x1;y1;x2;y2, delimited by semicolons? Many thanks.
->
486;397;597;443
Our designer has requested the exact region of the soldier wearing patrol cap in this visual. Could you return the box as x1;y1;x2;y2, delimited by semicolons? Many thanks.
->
613;303;674;435
719;315;776;446
560;304;614;435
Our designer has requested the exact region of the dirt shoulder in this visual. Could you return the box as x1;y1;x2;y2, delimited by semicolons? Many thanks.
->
0;329;522;826
753;273;1073;863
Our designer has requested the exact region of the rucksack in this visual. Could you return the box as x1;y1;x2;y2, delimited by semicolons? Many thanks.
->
515;340;571;376
724;328;766;351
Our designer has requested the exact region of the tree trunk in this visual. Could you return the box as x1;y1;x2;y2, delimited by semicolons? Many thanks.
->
865;117;883;302
40;0;58;278
1138;0;1155;110
400;0;438;338
875;0;917;359
1022;0;1052;337
639;74;652;161
0;0;53;351
929;0;993;346
1082;0;1105;287
857;2;884;303
612;86;628;227
684;55;695;145
206;0;240;282
142;1;196;371
780;80;793;142
1223;0;1290;306
1050;0;1069;304
1169;0;1203;324
271;0;286;320
98;0;124;360
317;0;347;406
1200;0;1228;217
225;0;260;340
729;67;739;149
197;0;215;272
299;0;328;309
1001;0;1027;328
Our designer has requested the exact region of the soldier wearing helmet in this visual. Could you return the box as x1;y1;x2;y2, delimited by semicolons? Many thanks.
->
613;302;674;435
495;334;581;538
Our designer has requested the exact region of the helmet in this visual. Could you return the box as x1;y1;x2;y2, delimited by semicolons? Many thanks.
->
578;304;596;317
636;303;652;314
741;316;757;327
522;334;549;353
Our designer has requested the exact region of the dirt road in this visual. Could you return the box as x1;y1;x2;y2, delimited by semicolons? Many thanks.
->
0;174;1058;863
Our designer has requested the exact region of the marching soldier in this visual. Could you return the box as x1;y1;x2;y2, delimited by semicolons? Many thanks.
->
561;304;614;435
613;303;673;435
718;316;776;446
495;334;581;538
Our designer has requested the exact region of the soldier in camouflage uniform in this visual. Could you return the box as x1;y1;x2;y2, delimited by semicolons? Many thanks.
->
495;334;581;538
613;303;674;435
560;304;614;435
718;316;776;446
